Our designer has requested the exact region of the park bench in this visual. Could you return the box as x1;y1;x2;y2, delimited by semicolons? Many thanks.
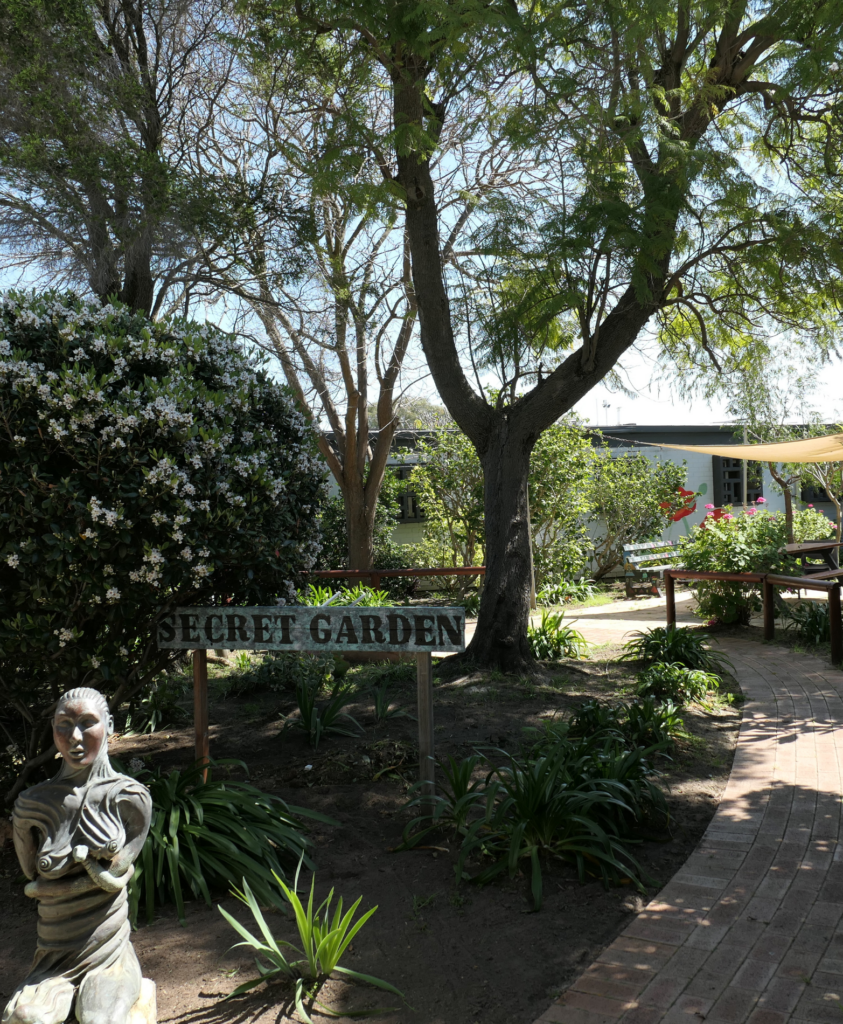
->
622;540;680;599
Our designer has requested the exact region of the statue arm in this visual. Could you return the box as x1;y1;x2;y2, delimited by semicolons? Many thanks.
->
73;786;153;893
12;819;38;880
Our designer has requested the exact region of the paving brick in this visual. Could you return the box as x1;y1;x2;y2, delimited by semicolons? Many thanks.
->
529;639;843;1024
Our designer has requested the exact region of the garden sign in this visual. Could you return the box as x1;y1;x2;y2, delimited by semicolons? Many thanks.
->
158;605;466;802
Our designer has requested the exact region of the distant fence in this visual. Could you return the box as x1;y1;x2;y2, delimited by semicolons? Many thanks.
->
663;569;842;666
307;566;486;590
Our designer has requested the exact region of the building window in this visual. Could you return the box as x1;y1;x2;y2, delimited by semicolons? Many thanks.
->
393;466;424;523
713;457;763;506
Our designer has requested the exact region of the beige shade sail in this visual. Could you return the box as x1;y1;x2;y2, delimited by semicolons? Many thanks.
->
649;433;843;464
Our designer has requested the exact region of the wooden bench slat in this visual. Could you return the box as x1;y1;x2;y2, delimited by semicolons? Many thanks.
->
623;540;676;553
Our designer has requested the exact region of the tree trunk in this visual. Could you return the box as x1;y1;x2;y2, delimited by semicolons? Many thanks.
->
768;462;795;544
465;424;535;671
344;484;377;571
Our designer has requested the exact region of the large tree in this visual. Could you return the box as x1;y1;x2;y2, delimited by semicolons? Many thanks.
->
0;0;223;315
254;0;843;669
184;37;525;569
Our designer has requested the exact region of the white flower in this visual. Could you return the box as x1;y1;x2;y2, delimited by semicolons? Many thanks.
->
5;553;20;568
90;657;100;668
180;546;193;561
13;435;25;445
129;758;145;773
53;627;73;647
103;565;114;575
119;646;129;655
831;61;840;72
105;588;121;602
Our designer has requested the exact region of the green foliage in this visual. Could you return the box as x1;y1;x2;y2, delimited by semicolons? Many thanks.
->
527;609;588;660
283;679;363;748
678;506;833;623
782;600;831;645
625;698;685;750
296;583;393;607
219;864;404;1021
123;674;189;735
589;452;688;579
536;578;596;606
569;697;684;752
635;663;721;705
315;471;417;597
407;430;485;569
0;293;325;795
129;760;331;926
621;625;733;674
406;422;597;585
371;677;413;724
528;424;600;585
401;731;670;909
224;651;334;697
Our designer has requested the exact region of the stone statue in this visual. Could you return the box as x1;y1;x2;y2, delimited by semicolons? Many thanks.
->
3;687;155;1024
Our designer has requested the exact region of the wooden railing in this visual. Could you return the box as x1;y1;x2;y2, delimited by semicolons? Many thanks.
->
663;569;842;666
308;566;486;591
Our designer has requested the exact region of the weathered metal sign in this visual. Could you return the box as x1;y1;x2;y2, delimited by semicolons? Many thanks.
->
157;606;466;653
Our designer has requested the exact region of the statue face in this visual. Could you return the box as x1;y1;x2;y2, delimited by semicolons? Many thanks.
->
53;699;112;768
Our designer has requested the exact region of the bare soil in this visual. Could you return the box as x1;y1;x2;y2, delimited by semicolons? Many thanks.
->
0;642;742;1024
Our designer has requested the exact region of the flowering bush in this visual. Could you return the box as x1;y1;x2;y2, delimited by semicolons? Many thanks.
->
678;506;833;624
0;292;325;799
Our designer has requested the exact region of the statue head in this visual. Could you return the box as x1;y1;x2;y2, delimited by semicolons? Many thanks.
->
53;688;114;772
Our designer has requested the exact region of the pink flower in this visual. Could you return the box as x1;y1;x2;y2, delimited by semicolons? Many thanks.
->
808;504;814;508
756;496;767;504
746;508;756;515
723;513;734;520
705;503;715;509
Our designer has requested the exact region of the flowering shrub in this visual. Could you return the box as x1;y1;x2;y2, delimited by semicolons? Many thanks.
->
678;506;833;624
0;292;325;799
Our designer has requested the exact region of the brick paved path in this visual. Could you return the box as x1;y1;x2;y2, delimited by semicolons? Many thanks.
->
533;639;843;1024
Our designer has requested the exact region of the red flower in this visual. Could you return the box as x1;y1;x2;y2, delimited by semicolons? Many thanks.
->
661;486;697;522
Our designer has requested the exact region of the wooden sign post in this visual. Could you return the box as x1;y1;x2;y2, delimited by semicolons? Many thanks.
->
158;605;466;804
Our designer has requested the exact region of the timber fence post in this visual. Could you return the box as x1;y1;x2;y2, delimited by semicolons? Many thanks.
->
665;572;676;627
193;648;209;781
763;577;775;641
416;652;435;813
831;585;842;668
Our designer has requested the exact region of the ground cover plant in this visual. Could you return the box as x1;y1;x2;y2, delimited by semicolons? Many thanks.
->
635;663;722;706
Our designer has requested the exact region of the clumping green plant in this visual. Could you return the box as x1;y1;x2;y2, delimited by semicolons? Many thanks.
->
401;731;669;910
621;625;732;674
782;600;831;646
536;579;597;606
527;609;588;660
625;698;685;750
128;760;332;926
372;678;414;724
219;863;404;1022
283;678;363;748
678;506;833;623
635;662;721;705
568;697;683;754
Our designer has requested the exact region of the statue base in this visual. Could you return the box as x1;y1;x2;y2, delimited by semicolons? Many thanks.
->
127;979;157;1024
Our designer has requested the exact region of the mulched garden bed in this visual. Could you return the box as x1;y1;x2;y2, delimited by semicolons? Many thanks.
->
0;642;742;1024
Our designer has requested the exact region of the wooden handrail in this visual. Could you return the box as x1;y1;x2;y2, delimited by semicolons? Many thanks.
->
663;569;842;667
